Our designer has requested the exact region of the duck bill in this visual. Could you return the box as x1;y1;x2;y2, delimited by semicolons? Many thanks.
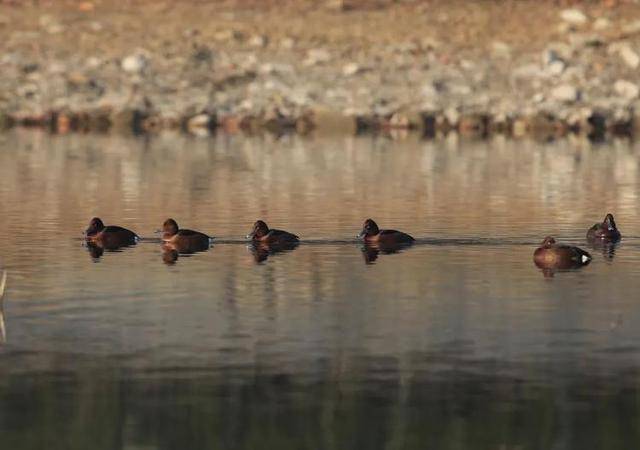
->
604;216;615;230
356;230;366;239
246;232;255;240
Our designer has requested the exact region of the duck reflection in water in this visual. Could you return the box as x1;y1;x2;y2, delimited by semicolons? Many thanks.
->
588;240;618;262
533;236;592;277
160;240;211;265
161;247;180;265
84;240;137;262
248;241;299;263
361;242;414;264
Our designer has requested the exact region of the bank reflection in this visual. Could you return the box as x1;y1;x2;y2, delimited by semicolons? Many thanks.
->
0;347;638;450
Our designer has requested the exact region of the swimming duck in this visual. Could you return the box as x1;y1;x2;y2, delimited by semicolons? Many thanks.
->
161;218;211;252
357;218;414;244
533;236;591;270
247;220;299;244
84;217;138;248
587;213;621;243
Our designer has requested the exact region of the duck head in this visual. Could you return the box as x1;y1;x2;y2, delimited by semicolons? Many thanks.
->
357;218;379;239
540;236;556;248
603;213;617;231
162;218;179;238
85;217;105;237
247;220;269;240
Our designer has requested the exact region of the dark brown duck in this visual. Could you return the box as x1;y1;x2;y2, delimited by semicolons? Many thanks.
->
586;213;621;243
357;218;414;244
247;220;299;244
161;218;211;252
84;217;138;249
533;236;591;270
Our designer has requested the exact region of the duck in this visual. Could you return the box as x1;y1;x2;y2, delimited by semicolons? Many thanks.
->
247;220;299;244
161;218;211;252
587;213;621;243
84;217;138;248
533;236;591;270
357;218;414;244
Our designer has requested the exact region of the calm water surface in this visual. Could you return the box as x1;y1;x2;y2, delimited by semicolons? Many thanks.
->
1;131;640;449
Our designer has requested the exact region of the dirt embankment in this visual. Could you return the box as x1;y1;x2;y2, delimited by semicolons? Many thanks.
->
1;0;640;137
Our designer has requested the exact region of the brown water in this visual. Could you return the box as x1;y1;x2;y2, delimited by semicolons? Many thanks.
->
1;130;640;449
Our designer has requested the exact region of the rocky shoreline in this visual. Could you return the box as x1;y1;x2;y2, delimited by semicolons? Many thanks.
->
2;106;638;140
2;1;640;138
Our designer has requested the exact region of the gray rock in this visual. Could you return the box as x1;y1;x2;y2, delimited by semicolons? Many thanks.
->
542;49;566;76
513;64;543;79
39;15;63;34
551;84;579;103
491;41;511;58
560;9;588;26
622;20;640;35
420;37;440;50
450;83;472;96
532;93;545;103
121;53;147;73
324;0;347;11
214;29;244;41
303;48;331;66
619;44;640;69
342;62;361;76
186;113;211;131
444;107;459;126
542;48;562;66
568;34;605;49
421;82;439;99
280;37;295;49
16;83;39;98
547;60;566;76
85;57;101;69
249;35;267;48
614;79;639;100
593;18;611;31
